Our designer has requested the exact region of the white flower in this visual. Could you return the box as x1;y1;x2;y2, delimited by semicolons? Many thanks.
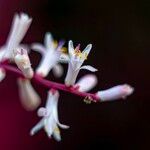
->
31;32;67;77
74;74;98;92
96;84;134;102
14;48;34;78
30;89;69;141
17;78;41;111
0;13;32;61
65;40;97;86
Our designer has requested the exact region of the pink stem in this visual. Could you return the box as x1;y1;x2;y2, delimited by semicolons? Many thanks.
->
0;64;99;102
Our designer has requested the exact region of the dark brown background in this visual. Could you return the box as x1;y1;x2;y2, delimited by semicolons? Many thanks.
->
0;0;149;149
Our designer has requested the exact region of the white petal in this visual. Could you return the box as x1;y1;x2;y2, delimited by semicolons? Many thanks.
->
44;32;53;50
65;62;80;86
82;44;92;56
4;13;32;59
68;40;74;56
0;68;6;82
30;119;45;136
17;78;41;111
75;74;98;92
96;84;134;102
44;116;56;138
52;64;64;78
80;65;98;72
31;43;46;55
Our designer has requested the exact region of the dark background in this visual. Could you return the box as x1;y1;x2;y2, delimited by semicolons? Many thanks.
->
0;0;150;149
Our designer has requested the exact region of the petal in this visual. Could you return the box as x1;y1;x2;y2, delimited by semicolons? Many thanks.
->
52;64;64;78
96;84;134;101
80;65;98;72
31;43;46;55
17;78;41;111
5;13;32;59
44;32;53;49
44;116;56;138
36;49;60;77
75;74;98;92
82;44;92;56
30;119;45;136
68;40;74;56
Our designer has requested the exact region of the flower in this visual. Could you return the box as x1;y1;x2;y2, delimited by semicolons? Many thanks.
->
17;78;41;111
0;13;32;82
31;32;68;77
14;48;34;78
65;40;97;86
30;89;69;141
96;84;134;102
0;13;32;61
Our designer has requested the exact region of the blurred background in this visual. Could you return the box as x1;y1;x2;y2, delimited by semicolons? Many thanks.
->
0;0;150;149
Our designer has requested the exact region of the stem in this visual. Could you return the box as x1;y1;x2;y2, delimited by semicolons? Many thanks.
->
0;64;99;102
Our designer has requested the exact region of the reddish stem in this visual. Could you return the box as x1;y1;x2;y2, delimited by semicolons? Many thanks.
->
0;64;99;102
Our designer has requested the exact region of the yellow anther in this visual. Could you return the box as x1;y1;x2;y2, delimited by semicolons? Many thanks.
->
61;47;67;53
53;40;58;49
54;126;60;133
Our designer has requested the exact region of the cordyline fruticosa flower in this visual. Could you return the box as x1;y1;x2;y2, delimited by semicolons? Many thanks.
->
0;12;134;141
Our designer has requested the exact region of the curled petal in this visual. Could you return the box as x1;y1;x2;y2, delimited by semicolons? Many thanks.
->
17;78;41;111
80;65;98;72
31;43;46;55
75;74;98;92
96;84;134;102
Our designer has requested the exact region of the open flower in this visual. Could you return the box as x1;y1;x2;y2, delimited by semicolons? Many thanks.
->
65;40;97;86
30;89;69;141
17;78;41;111
0;13;32;82
31;32;68;77
96;84;134;102
14;48;34;78
0;13;32;61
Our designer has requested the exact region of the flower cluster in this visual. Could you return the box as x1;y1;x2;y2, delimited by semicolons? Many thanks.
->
0;12;134;141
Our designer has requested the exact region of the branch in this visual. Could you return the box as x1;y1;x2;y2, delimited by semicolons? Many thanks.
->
0;64;99;102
